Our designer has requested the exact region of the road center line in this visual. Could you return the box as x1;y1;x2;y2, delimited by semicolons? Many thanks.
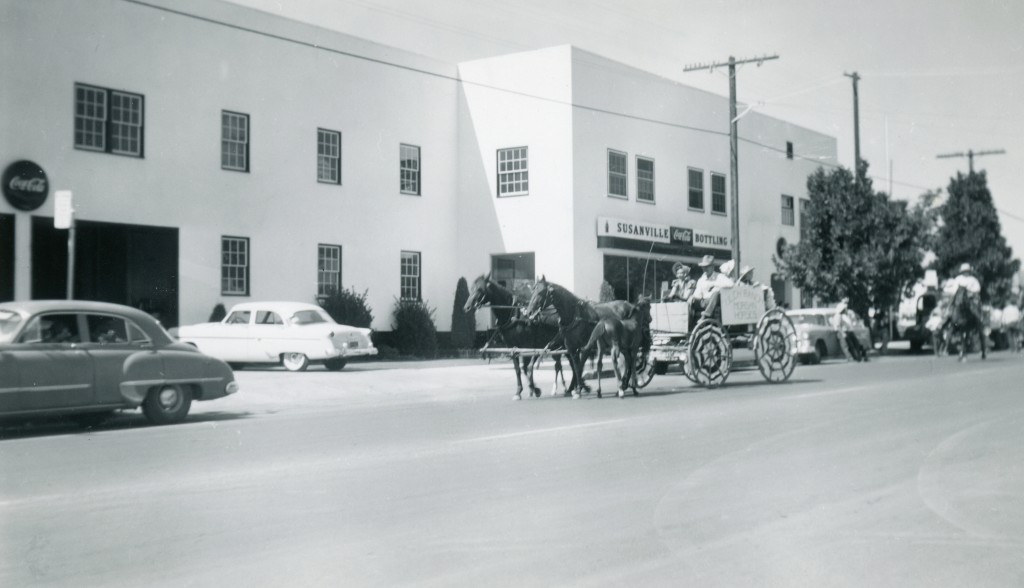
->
456;418;628;444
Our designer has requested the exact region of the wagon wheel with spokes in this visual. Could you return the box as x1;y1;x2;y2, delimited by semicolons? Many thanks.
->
687;318;732;387
753;308;797;383
632;348;656;389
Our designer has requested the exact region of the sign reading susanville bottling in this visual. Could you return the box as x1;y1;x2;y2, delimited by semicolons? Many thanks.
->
596;216;730;259
2;160;49;211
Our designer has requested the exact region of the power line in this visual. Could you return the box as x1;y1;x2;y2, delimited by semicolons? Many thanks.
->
936;149;1007;174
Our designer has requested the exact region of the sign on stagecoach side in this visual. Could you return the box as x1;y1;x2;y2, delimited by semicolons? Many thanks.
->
720;284;766;325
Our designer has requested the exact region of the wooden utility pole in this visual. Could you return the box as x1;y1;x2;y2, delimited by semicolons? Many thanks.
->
684;54;779;276
936;149;1006;174
844;72;861;188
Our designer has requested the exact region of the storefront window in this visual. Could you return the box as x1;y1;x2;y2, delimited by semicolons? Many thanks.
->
602;255;677;302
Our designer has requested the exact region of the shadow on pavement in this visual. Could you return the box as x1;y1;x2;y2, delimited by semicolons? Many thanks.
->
0;410;254;441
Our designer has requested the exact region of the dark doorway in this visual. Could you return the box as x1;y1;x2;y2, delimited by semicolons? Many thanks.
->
0;214;13;302
31;217;179;326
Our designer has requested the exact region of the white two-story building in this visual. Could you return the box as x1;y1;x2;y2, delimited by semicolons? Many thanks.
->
1;0;835;334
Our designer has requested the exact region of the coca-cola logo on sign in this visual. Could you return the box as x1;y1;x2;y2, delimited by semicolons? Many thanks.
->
2;160;49;211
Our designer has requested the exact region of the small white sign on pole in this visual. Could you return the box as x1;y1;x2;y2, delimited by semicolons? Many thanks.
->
54;190;74;229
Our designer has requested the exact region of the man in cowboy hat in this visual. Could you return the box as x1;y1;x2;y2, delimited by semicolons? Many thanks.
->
949;262;982;296
738;264;776;310
665;261;696;301
688;255;733;323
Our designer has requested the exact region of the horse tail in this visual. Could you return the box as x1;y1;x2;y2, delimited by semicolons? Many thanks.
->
583;320;607;356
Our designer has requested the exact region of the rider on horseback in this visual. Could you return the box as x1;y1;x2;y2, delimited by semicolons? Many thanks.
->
945;262;982;299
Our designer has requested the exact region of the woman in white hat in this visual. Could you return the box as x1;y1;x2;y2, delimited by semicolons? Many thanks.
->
665;262;696;301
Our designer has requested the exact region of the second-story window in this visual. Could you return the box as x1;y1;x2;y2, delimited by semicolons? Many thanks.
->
400;144;420;195
608;150;627;199
497;147;529;197
636;157;654;203
711;173;727;215
221;111;249;172
781;194;795;226
318;129;341;184
688;168;704;210
318;244;342;296
74;83;144;157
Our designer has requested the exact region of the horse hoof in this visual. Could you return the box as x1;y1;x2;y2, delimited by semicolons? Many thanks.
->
513;394;522;400
633;390;639;397
617;390;624;398
572;393;581;400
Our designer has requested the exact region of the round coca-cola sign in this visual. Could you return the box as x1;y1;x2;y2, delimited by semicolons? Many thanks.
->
2;160;49;211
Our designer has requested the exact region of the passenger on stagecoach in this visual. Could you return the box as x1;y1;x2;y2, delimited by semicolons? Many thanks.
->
665;262;697;301
738;265;776;311
687;255;734;324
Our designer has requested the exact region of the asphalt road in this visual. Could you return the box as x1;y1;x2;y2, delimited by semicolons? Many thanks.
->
2;349;1023;587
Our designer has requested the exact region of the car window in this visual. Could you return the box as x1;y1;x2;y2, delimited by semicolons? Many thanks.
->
256;311;284;325
0;310;23;343
86;314;130;344
127;322;151;344
226;311;251;324
291;310;327;325
17;313;81;344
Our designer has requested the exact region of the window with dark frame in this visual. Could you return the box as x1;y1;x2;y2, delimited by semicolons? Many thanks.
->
636;157;654;203
318;244;342;296
318;129;341;184
711;173;727;215
400;144;420;195
781;194;795;226
497;147;528;196
608;150;627;198
786;141;794;160
221;236;250;295
221;111;249;172
688;168;704;210
74;83;144;157
400;251;421;301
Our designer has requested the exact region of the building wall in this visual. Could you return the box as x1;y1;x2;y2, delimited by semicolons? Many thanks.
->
0;0;460;330
2;0;837;336
456;47;576;290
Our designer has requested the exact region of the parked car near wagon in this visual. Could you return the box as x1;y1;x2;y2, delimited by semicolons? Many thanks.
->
171;301;377;371
786;307;872;364
0;300;238;427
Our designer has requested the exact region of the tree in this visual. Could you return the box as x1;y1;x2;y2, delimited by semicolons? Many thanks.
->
776;161;932;319
933;171;1020;303
450;277;476;349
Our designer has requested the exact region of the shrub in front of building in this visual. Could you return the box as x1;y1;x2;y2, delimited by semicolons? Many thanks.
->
450;277;475;350
320;287;374;328
392;298;438;358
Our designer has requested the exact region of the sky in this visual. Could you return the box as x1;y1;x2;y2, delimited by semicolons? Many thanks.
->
226;0;1024;263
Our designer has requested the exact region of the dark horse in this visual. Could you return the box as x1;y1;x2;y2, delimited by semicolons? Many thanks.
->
464;274;567;400
947;286;987;362
524;277;638;399
582;298;652;398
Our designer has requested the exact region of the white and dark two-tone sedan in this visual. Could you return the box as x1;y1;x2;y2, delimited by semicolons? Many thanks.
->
0;300;238;427
171;301;377;372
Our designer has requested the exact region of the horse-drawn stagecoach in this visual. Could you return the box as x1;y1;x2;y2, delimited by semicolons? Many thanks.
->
468;273;799;399
643;284;798;387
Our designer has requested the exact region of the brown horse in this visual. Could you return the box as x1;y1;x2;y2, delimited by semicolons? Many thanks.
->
582;299;652;398
947;285;986;362
464;274;567;400
523;277;639;399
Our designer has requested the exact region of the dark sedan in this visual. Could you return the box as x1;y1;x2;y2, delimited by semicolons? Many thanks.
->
0;300;238;426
